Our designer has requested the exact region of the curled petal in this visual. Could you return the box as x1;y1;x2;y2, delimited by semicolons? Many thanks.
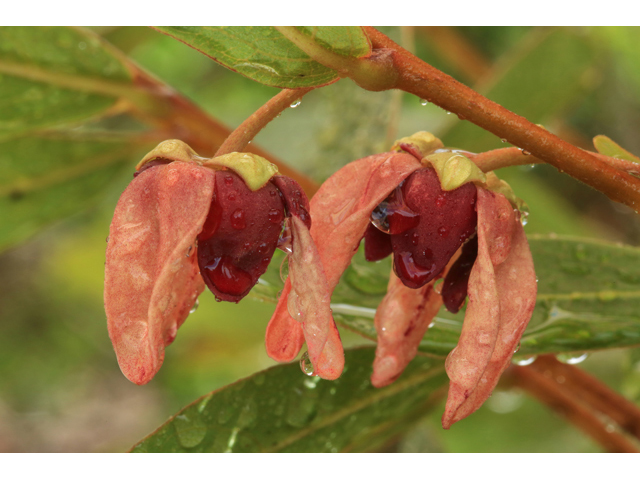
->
105;162;215;385
265;281;305;362
445;216;536;426
371;268;444;388
442;188;533;428
310;152;421;288
266;152;421;369
287;216;343;379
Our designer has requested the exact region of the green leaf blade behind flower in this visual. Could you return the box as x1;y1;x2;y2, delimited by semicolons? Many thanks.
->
153;26;371;88
130;347;447;453
253;236;640;358
0;26;135;139
0;133;152;252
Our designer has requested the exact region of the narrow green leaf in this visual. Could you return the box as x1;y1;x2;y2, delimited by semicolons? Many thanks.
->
0;133;151;252
593;135;640;163
0;26;136;139
131;347;446;453
153;26;371;88
253;236;640;357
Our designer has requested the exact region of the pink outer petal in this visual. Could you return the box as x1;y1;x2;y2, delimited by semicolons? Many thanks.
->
104;162;215;385
286;216;344;380
442;188;535;428
445;214;536;427
371;269;444;388
265;281;305;362
265;152;421;371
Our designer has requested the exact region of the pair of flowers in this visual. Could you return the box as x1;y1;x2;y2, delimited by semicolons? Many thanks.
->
104;132;536;428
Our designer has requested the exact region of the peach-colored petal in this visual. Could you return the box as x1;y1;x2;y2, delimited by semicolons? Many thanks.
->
371;270;443;388
266;152;420;368
442;188;516;427
104;162;215;385
286;216;344;379
264;281;305;362
446;214;536;426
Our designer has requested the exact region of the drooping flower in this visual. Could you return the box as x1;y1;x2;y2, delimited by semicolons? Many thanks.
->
104;140;315;385
266;132;537;428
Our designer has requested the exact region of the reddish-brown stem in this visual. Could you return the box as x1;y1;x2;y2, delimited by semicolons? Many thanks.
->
527;356;640;441
215;88;313;157
124;64;319;196
362;27;640;213
469;147;640;176
511;360;640;452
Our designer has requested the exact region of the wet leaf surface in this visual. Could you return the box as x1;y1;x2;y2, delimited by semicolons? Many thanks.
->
253;236;640;357
131;347;447;452
153;27;370;88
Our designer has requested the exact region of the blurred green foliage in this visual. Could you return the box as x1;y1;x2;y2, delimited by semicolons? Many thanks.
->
2;26;640;452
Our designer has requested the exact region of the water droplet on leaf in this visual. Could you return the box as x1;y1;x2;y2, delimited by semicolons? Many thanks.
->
556;352;589;365
300;351;314;376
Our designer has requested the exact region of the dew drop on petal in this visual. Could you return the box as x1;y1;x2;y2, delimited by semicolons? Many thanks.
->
420;98;428;106
300;351;314;376
189;299;199;314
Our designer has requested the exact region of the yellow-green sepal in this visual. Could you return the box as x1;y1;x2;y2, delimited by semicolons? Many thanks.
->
422;151;487;191
203;152;279;191
484;171;528;213
593;135;640;163
136;139;204;170
391;131;444;158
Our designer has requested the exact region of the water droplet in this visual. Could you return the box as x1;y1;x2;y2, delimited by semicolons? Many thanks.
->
500;138;507;143
556;352;589;365
237;398;258;428
512;355;537;366
513;342;521;354
174;414;207;449
189;299;199;314
420;98;429;106
433;278;444;294
279;256;290;282
300;351;314;376
287;291;303;321
438;225;449;237
268;208;283;224
225;427;239;452
522;150;531;156
605;422;616;433
230;209;246;230
290;99;301;108
105;235;110;243
198;394;212;413
278;219;293;254
446;111;452;115
186;245;193;257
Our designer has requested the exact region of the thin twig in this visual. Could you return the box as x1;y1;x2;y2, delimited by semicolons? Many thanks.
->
510;361;640;453
215;88;313;156
362;27;640;213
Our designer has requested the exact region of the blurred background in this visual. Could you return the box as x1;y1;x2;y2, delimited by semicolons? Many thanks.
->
2;26;640;452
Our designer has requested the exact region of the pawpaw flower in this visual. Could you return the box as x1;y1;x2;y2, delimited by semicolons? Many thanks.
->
266;132;537;428
104;140;315;385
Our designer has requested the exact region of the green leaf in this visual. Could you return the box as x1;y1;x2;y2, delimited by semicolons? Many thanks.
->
153;26;371;88
253;236;640;358
0;132;151;252
131;347;446;452
593;135;640;163
0;26;137;139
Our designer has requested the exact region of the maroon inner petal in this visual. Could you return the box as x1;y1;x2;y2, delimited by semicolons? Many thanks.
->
270;175;311;228
441;235;478;313
197;171;285;302
391;168;477;289
364;222;393;261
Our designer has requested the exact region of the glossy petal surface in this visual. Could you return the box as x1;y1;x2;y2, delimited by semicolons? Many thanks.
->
105;162;214;385
391;168;477;289
197;171;284;302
